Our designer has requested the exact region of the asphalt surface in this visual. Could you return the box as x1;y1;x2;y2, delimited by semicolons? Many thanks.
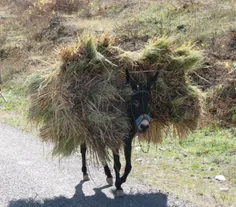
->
0;122;196;207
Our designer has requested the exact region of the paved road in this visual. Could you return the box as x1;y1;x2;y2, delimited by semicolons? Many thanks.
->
0;122;195;207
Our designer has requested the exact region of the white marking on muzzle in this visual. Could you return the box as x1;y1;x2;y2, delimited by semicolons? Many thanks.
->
138;119;150;131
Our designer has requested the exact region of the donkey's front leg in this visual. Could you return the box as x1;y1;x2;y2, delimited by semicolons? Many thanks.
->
120;137;132;184
80;143;89;181
113;150;123;197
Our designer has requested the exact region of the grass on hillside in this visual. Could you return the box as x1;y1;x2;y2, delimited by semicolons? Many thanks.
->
0;74;30;129
116;1;236;43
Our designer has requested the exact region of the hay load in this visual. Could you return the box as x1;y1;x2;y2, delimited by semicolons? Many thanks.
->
29;34;204;161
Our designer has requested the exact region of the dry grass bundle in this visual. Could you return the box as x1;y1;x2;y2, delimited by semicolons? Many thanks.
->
208;73;236;127
29;35;132;162
29;34;204;160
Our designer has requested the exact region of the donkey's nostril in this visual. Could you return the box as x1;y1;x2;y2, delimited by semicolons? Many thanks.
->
140;124;149;131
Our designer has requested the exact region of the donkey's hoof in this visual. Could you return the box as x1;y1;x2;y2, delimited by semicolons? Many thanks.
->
116;189;124;197
83;174;90;181
106;177;113;185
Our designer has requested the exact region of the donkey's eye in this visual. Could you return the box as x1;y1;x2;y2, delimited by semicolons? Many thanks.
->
133;100;140;107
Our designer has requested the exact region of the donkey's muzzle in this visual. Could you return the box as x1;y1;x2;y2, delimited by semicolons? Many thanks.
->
140;123;149;131
138;119;150;133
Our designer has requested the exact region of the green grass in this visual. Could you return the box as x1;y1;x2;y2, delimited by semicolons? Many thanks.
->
131;127;236;207
0;73;31;130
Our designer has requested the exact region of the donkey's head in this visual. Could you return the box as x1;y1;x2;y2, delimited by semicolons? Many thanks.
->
126;70;159;133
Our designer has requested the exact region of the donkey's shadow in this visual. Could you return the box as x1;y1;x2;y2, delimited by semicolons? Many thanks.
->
8;181;168;207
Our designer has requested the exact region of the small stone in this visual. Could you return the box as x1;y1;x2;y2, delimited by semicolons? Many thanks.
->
183;153;188;157
215;175;226;181
220;187;229;191
135;158;144;163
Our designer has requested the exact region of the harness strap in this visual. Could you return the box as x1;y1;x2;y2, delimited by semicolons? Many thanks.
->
135;114;151;125
132;90;150;95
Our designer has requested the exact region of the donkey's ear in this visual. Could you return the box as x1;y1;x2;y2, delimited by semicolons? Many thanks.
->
147;71;159;90
126;69;137;90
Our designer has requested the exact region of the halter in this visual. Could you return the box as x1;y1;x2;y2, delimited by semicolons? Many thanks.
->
135;114;151;125
132;89;150;96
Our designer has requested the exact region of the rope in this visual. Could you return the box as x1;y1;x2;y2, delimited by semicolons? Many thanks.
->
137;130;151;154
0;91;7;102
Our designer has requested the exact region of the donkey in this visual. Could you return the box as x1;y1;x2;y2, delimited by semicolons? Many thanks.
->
80;69;159;197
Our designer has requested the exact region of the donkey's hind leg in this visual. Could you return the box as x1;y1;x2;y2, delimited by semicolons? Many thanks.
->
80;143;90;181
104;165;113;185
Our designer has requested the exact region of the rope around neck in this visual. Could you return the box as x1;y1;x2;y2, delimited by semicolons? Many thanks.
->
137;129;151;153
